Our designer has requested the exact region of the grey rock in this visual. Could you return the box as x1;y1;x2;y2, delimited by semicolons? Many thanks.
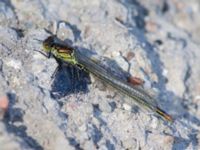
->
0;0;200;149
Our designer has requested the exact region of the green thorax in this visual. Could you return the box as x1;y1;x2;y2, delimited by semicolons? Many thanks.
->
51;44;79;66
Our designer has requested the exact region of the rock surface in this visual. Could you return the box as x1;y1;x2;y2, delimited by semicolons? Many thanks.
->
1;0;200;149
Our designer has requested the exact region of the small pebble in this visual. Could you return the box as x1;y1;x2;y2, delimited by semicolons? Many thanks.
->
145;20;158;32
99;99;112;113
0;96;9;110
123;103;132;111
122;138;137;149
83;140;96;150
0;95;9;120
79;124;87;132
6;59;22;70
126;51;135;61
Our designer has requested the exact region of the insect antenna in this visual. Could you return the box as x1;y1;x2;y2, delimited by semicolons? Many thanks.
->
44;28;54;35
33;38;43;42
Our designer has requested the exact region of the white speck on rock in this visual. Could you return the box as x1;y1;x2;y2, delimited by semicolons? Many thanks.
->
6;59;22;70
123;103;132;111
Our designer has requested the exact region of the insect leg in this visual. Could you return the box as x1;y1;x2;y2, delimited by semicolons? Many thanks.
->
51;57;63;79
34;49;51;58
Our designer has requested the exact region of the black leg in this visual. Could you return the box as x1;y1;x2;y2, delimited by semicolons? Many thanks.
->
51;58;63;79
44;28;54;35
70;65;76;92
51;65;61;79
34;49;50;58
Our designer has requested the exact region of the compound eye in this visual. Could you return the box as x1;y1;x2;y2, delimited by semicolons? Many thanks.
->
44;36;54;43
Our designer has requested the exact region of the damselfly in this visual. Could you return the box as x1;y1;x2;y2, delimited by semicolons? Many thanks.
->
36;35;173;122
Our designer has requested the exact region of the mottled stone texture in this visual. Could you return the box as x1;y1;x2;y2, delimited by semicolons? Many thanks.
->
0;0;200;149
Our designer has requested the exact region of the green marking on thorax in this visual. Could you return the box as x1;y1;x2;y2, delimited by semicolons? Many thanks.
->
52;47;78;65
